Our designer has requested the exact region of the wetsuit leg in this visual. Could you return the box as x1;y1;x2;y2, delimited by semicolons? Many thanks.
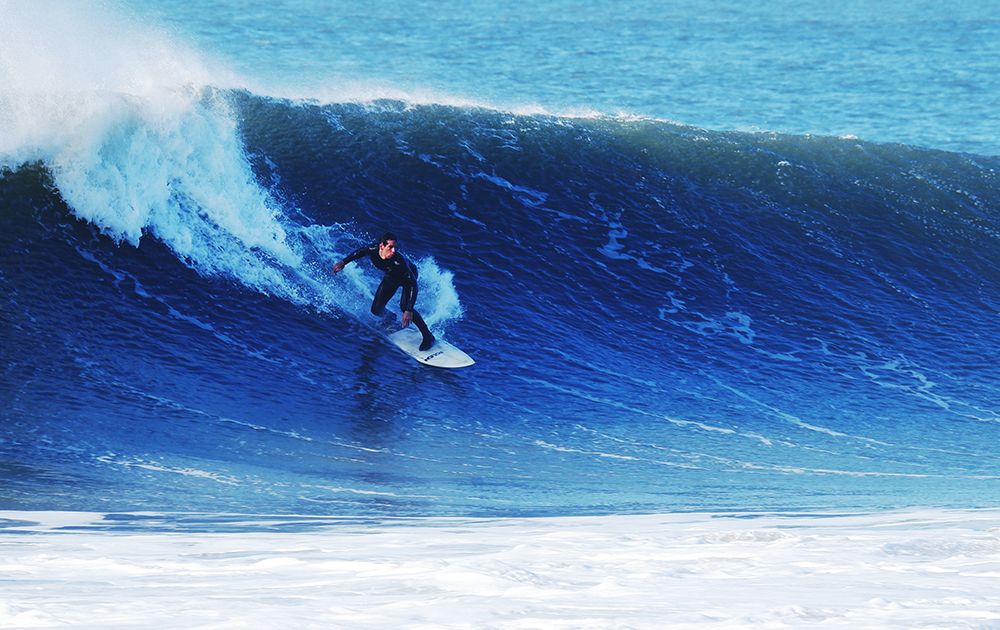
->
371;277;400;316
410;310;432;339
399;286;435;349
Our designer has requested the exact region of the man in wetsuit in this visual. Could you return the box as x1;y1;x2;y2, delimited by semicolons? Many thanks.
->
331;232;436;351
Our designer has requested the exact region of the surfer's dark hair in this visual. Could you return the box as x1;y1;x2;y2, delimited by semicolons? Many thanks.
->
380;231;398;244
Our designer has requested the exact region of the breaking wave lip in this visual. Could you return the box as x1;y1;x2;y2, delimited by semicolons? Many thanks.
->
0;2;388;323
0;0;306;301
2;93;467;336
259;80;678;126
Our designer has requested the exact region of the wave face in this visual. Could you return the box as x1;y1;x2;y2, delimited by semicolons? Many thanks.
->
3;73;1000;515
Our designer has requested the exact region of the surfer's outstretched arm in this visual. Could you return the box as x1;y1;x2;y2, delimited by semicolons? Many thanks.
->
331;245;373;274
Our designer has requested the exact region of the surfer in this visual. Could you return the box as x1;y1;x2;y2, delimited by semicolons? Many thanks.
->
331;232;436;351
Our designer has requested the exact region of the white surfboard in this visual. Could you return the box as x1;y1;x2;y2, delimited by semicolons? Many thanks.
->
387;326;475;368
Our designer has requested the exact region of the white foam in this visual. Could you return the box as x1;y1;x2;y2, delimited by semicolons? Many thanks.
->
414;257;464;328
0;1;465;331
2;509;1000;627
0;1;296;277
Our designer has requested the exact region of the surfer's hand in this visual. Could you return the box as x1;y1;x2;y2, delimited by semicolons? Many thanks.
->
402;310;413;327
331;261;345;274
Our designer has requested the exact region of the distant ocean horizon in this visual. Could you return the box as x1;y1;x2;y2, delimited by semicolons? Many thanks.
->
135;0;1000;157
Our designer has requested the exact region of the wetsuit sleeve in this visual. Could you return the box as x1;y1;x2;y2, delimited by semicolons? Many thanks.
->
340;245;374;266
399;260;419;311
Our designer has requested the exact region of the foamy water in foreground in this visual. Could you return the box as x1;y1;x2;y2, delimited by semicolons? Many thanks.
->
3;509;1000;628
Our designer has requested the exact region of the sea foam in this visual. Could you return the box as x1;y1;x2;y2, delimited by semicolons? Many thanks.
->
2;509;999;628
0;1;294;273
0;0;463;329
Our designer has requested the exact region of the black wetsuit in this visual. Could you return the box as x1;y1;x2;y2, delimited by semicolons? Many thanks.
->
341;244;434;345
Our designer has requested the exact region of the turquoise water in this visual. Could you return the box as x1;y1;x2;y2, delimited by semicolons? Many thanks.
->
134;0;1000;155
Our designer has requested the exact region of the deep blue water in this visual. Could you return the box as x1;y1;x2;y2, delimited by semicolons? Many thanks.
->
1;1;999;517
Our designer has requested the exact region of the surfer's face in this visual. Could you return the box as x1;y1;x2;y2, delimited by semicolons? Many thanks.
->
379;240;397;260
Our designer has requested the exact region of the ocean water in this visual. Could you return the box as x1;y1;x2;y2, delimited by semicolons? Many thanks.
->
2;0;1000;625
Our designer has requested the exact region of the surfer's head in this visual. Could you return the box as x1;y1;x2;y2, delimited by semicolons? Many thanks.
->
378;232;398;260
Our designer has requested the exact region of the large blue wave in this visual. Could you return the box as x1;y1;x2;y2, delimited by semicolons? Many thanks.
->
2;88;999;516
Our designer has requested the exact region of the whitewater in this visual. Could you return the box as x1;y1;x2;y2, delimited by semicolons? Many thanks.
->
3;0;1000;627
3;509;1000;628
